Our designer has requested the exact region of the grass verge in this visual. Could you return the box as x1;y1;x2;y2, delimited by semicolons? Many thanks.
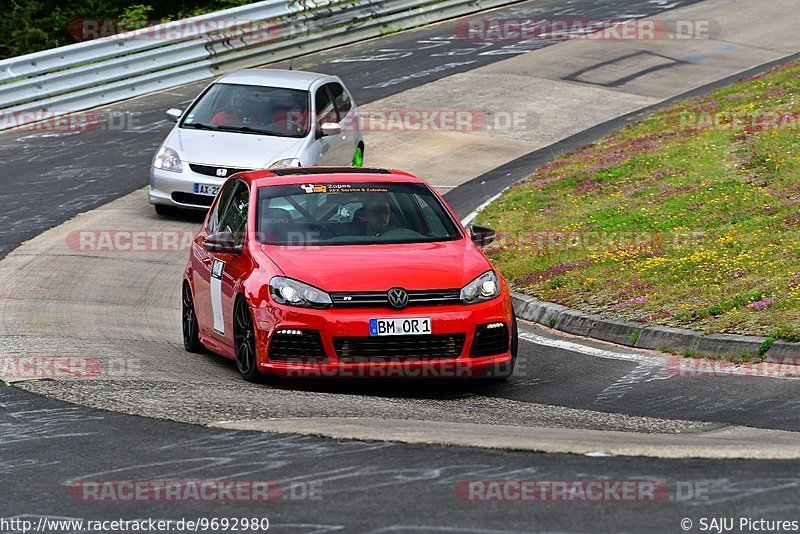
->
478;60;800;341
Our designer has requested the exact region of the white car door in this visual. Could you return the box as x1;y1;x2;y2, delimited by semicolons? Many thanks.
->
313;83;353;166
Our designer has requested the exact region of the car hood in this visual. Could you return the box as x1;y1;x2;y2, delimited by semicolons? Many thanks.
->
261;238;492;292
167;127;305;169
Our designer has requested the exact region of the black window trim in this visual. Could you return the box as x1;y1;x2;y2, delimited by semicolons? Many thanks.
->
209;179;250;238
314;83;338;129
256;181;465;246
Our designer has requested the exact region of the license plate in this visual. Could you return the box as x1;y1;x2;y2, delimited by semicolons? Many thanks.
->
194;183;220;196
369;317;431;336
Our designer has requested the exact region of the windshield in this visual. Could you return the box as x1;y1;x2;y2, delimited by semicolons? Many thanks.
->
181;83;310;138
257;182;462;246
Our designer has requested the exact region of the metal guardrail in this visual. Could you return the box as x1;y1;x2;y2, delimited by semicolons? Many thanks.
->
0;0;521;130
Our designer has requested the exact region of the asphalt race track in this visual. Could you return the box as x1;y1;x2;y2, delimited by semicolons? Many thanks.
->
3;0;800;532
4;385;800;533
0;0;704;261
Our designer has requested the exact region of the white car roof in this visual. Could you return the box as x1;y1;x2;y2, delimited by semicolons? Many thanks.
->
216;69;331;90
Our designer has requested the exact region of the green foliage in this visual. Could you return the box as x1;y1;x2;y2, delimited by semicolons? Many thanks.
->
479;60;800;340
0;0;259;59
119;4;155;30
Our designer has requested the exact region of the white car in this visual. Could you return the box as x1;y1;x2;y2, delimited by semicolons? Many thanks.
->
149;69;364;214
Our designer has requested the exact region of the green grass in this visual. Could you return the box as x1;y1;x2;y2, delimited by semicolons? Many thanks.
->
478;60;800;341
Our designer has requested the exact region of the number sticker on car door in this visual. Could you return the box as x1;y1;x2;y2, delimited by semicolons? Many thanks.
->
210;259;225;335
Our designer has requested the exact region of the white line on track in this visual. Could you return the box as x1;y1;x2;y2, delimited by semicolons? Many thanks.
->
460;190;505;226
519;331;664;365
519;331;800;382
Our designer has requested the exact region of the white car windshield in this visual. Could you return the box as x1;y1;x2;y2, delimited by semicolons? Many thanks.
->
257;182;462;246
181;83;310;138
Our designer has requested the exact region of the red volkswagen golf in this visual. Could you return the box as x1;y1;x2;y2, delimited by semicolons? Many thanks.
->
182;167;517;382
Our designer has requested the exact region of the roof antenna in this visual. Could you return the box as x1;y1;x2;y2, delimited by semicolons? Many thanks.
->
288;58;293;71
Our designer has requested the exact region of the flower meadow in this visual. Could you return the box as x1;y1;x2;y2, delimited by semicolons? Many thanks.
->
478;60;800;342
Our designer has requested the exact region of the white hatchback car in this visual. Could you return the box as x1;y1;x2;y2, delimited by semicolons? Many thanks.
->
149;69;364;214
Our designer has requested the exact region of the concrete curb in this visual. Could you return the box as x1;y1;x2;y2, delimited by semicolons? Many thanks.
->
512;293;800;363
212;417;800;460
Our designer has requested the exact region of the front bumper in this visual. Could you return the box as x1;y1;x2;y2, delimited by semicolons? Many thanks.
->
252;297;514;378
149;166;228;210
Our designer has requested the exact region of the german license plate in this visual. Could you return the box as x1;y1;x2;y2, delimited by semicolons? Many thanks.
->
369;317;431;336
194;183;220;196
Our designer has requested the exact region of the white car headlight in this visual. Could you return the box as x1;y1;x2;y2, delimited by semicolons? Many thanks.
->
153;147;183;173
269;276;332;308
269;158;301;169
460;270;501;304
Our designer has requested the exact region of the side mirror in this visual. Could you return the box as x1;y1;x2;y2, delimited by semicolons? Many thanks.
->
166;108;183;122
469;225;496;247
203;230;242;254
320;122;342;136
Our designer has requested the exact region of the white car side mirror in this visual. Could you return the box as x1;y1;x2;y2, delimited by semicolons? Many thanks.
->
166;108;183;122
320;122;342;136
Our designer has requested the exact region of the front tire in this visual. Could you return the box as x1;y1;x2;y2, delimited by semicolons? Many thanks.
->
182;282;203;353
234;298;261;382
155;204;179;216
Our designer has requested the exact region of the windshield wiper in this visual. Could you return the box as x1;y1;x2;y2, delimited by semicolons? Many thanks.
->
214;125;273;135
184;122;217;130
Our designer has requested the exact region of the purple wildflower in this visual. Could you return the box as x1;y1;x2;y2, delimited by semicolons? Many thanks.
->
748;298;775;310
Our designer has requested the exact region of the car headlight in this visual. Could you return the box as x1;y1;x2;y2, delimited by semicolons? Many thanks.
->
153;147;183;173
269;158;301;169
269;276;332;308
460;270;501;304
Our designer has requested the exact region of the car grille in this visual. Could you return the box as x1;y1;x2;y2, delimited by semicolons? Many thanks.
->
471;323;509;357
330;289;461;308
268;329;326;361
189;164;251;178
334;334;466;361
171;192;214;207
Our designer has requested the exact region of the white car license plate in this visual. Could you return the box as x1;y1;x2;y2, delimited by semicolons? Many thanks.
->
194;183;220;196
369;317;431;336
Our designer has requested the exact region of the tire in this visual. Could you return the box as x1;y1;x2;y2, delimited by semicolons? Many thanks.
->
472;308;518;384
182;282;203;353
352;144;364;167
234;298;262;382
155;204;178;216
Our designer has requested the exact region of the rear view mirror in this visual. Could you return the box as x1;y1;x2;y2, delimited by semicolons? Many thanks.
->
469;225;496;247
320;122;342;136
166;108;183;122
203;230;242;254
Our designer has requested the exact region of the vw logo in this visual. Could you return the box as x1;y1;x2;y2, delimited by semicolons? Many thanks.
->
387;287;409;309
216;168;228;177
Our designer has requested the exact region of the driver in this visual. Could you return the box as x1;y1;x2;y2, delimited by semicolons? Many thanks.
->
211;88;258;126
364;199;391;237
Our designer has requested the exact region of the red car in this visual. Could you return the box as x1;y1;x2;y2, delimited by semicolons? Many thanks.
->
182;167;517;381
